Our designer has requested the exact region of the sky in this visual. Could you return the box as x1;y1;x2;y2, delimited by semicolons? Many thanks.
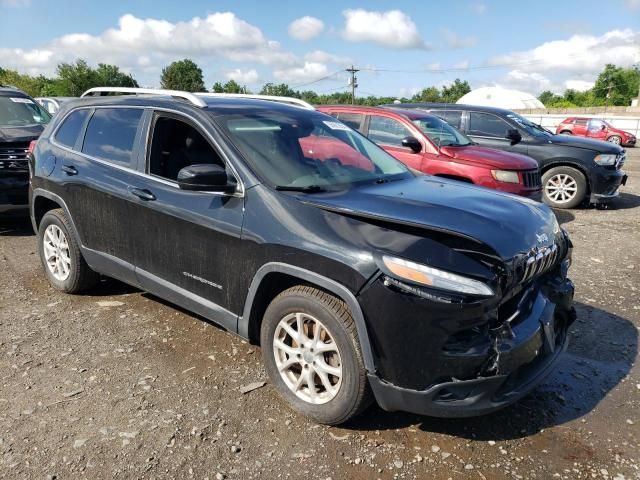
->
1;0;639;97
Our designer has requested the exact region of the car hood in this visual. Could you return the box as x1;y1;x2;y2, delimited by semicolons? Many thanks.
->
545;133;622;153
301;176;558;260
439;145;538;169
0;124;45;143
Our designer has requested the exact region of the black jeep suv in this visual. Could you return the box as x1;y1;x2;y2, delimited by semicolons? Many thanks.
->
1;86;51;214
29;88;575;424
389;103;627;209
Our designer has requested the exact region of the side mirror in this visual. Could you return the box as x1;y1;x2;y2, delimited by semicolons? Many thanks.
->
601;124;606;131
177;164;237;193
401;136;422;153
505;129;522;144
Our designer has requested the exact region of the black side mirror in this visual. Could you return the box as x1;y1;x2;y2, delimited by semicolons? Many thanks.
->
177;164;237;193
505;129;522;144
601;124;606;131
401;136;422;153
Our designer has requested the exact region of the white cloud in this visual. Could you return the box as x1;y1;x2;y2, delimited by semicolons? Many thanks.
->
341;9;429;49
624;0;640;9
273;61;331;85
303;50;351;66
0;12;298;79
470;2;487;14
453;60;470;70
223;68;259;84
489;29;639;76
442;29;477;49
489;29;639;94
288;16;324;41
564;79;595;91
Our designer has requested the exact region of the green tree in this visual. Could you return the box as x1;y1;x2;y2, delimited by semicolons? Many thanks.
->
440;79;471;103
211;81;225;93
412;86;441;103
56;59;99;96
95;63;138;88
160;59;206;92
259;82;296;97
593;64;640;106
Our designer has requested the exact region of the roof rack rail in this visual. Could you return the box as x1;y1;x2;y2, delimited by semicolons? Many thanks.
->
194;93;315;110
81;88;316;110
81;87;207;108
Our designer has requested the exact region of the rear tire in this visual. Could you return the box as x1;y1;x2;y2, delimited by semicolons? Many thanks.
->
607;135;621;145
260;286;372;425
38;209;99;293
542;166;587;209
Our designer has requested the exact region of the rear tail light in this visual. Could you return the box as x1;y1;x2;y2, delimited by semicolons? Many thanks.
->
28;140;37;155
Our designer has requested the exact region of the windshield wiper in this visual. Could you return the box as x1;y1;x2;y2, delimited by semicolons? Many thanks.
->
275;184;327;193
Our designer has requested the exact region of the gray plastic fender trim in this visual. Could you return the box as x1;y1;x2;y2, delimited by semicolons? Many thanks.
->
31;189;82;243
239;262;376;373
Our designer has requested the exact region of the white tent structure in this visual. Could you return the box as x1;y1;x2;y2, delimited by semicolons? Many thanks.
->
457;87;544;109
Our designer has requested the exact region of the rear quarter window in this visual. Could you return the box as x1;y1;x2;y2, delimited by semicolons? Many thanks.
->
54;109;90;148
81;108;143;166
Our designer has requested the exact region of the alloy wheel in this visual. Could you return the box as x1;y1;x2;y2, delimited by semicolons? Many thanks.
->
608;136;621;145
545;174;578;204
273;312;342;404
43;224;71;281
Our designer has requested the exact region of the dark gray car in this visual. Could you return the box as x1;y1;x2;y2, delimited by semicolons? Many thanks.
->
388;103;627;209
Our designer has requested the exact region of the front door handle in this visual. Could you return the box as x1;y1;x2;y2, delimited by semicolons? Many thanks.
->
61;164;78;176
128;187;156;201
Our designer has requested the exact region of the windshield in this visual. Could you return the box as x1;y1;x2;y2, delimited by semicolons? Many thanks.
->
506;112;550;138
217;110;411;190
411;115;472;147
0;96;51;127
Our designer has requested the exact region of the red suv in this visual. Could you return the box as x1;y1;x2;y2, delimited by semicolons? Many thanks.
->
556;117;636;147
318;106;541;199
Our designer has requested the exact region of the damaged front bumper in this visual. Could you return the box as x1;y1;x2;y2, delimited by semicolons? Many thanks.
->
360;269;575;418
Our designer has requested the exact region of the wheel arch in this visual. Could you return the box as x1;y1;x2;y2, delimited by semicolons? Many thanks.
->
31;189;82;243
540;161;591;191
239;262;376;373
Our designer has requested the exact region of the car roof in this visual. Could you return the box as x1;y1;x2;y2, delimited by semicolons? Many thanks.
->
0;87;29;97
387;102;518;116
318;104;437;120
56;94;330;118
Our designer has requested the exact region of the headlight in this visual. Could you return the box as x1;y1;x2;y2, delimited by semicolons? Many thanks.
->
382;255;494;296
594;154;616;166
491;170;520;183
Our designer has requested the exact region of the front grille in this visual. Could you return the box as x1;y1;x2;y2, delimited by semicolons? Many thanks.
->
0;142;29;171
616;152;625;170
518;243;559;284
522;169;541;188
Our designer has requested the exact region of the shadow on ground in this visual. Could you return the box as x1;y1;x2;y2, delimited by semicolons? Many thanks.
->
0;215;34;236
552;209;575;225
346;302;637;440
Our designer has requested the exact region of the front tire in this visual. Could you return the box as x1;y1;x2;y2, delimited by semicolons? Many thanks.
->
607;135;621;145
542;166;587;209
559;130;572;135
260;286;372;425
38;209;99;293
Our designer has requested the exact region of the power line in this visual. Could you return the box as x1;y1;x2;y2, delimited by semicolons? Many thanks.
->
289;70;343;89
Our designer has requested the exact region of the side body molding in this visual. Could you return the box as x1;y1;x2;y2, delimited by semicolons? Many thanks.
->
239;262;376;373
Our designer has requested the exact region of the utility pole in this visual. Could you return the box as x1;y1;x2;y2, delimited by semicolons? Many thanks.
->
346;65;359;104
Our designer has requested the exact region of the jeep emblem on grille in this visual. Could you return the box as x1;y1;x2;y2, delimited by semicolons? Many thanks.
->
536;233;549;244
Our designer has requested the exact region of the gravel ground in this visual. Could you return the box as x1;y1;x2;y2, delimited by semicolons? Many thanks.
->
1;150;638;480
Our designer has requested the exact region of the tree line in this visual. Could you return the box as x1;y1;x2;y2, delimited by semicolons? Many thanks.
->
1;57;637;107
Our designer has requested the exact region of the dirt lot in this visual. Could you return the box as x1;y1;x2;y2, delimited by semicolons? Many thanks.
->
1;151;638;480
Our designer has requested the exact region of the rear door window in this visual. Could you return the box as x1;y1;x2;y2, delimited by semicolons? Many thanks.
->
335;113;365;132
432;110;462;129
468;112;511;138
367;115;413;147
54;109;90;149
81;108;143;166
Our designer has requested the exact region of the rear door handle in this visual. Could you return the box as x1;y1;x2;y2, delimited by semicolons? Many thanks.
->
61;164;78;176
128;187;156;201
